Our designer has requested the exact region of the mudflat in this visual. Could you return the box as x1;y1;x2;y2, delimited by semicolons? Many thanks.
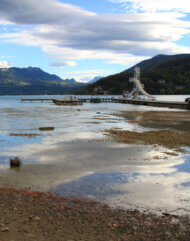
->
114;110;190;131
107;110;190;151
1;110;190;240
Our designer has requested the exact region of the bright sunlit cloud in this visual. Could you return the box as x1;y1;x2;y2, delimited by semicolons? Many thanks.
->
0;0;190;77
0;60;11;68
110;0;190;13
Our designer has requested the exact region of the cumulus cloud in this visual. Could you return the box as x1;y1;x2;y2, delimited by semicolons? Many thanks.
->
0;0;94;25
107;54;149;65
0;0;190;66
110;0;190;13
0;61;11;68
64;70;105;75
50;61;76;67
0;20;11;25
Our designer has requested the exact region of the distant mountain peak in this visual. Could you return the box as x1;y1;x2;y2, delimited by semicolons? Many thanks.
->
0;66;85;95
81;53;190;95
153;54;165;58
27;66;42;71
125;53;190;72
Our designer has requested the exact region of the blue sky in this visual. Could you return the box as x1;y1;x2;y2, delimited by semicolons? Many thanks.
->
0;0;190;82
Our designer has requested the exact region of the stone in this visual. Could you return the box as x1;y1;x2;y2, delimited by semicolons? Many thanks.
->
1;227;9;232
10;157;22;167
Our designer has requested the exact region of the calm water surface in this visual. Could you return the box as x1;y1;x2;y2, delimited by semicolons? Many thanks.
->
0;95;189;215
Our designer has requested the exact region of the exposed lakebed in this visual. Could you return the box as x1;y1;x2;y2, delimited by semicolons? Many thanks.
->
0;95;190;216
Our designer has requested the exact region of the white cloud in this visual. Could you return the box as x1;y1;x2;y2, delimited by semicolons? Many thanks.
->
107;54;149;65
0;0;190;67
0;20;12;25
64;70;105;75
0;0;95;25
50;61;76;67
0;61;11;68
110;0;190;13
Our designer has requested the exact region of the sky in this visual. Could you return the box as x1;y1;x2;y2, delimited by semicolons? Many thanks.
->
0;0;190;82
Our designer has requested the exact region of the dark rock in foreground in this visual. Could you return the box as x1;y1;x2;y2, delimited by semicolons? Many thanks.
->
10;157;22;167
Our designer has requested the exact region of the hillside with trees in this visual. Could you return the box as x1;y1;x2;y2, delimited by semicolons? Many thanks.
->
0;67;85;95
81;54;190;95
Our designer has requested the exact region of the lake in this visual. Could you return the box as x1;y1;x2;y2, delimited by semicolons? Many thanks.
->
0;95;189;215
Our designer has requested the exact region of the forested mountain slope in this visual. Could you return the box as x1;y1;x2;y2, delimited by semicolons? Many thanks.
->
81;55;190;95
0;67;85;95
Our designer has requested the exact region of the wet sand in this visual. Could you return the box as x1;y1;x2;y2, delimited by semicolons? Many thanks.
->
107;110;190;151
1;109;190;240
0;187;189;241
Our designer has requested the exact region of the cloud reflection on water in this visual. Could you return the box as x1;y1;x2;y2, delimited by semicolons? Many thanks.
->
0;95;190;215
1;136;189;216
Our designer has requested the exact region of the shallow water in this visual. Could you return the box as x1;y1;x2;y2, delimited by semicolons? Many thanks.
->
0;95;189;215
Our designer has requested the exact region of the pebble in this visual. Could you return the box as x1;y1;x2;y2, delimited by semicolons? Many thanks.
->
132;226;138;231
1;227;9;232
171;217;180;225
130;217;138;222
165;231;172;236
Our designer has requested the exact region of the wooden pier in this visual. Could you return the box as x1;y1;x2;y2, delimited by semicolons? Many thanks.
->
77;98;190;109
122;98;190;110
53;99;83;105
21;97;190;110
21;98;53;102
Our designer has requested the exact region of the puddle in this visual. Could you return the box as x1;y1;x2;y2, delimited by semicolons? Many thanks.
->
0;95;189;216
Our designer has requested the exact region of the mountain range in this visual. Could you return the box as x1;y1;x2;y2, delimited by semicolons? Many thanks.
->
0;67;85;95
126;54;190;72
1;54;190;95
81;54;190;95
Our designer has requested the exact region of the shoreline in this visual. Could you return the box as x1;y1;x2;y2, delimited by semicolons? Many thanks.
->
0;187;190;241
0;108;190;240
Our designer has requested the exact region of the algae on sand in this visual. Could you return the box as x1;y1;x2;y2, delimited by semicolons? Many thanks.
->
106;129;190;151
114;111;190;131
39;127;54;131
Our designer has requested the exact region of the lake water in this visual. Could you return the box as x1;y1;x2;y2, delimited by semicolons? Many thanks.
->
0;95;189;215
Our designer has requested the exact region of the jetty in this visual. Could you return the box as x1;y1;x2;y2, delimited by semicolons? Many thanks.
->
21;97;190;110
21;98;53;102
79;98;190;109
21;67;190;110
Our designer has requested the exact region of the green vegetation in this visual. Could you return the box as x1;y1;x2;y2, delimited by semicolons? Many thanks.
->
81;54;190;95
1;55;190;95
0;67;85;95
